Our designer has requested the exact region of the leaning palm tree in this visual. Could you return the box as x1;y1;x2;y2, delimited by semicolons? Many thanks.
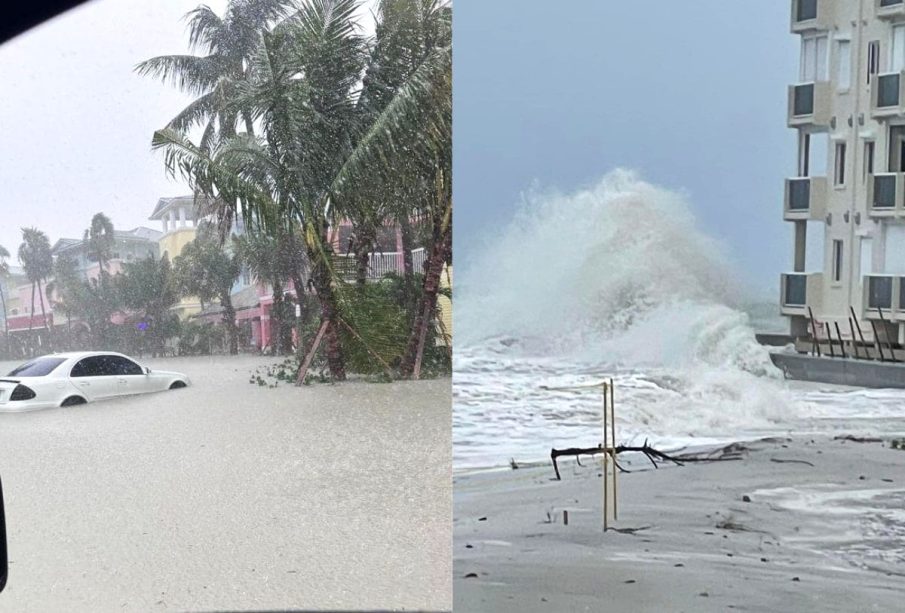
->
84;212;116;276
18;227;55;354
330;2;451;378
0;244;11;355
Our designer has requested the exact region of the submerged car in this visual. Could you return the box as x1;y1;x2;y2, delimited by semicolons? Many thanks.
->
0;351;190;412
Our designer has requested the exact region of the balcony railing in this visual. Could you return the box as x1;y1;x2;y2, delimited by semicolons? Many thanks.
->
334;248;427;281
784;274;808;306
867;275;894;310
877;0;905;20
868;173;904;215
871;72;905;117
781;272;823;315
792;0;832;31
788;82;831;127
784;176;827;220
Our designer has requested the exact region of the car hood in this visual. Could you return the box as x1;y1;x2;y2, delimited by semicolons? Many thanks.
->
147;370;187;379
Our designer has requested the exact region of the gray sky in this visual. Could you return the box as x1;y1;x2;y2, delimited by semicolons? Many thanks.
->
453;0;799;298
0;0;375;262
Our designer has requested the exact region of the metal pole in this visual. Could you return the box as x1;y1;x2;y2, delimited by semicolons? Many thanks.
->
849;317;860;359
825;322;836;358
602;381;608;533
834;322;847;359
610;378;617;520
808;307;822;357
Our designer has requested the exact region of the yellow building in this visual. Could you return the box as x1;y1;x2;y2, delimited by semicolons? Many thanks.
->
149;196;204;319
437;263;452;346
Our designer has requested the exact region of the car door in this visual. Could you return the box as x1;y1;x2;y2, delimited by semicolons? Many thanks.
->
107;356;149;396
69;356;119;401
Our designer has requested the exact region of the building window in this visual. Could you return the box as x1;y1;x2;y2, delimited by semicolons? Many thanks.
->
893;26;905;73
868;41;881;84
801;35;828;82
832;240;843;283
834;142;847;186
799;133;810;176
836;40;852;91
864;141;875;182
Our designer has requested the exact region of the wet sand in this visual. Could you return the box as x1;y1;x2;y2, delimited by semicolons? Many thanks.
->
0;356;451;612
454;435;905;612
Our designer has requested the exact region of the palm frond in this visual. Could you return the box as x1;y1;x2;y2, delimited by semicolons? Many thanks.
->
135;54;225;97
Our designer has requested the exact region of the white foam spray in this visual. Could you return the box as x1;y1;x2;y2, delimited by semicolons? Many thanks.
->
454;170;801;468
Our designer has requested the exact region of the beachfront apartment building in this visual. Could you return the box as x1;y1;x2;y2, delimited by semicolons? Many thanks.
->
783;0;905;345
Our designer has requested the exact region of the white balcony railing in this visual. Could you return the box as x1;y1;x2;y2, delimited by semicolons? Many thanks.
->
784;176;827;221
877;0;905;20
791;0;833;32
781;272;823;316
334;248;427;281
871;71;905;118
788;82;832;128
867;173;904;216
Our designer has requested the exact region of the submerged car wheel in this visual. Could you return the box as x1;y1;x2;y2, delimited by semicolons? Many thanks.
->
169;381;187;390
60;396;87;407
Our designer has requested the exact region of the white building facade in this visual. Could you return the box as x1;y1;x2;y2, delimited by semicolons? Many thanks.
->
784;0;905;344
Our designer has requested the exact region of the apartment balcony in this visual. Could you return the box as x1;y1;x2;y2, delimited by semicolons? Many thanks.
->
787;82;832;128
867;173;905;216
784;176;827;221
862;275;903;321
333;248;427;282
781;272;823;317
870;71;905;119
791;0;833;32
876;0;905;20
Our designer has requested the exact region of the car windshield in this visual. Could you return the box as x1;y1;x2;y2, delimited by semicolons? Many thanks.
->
7;357;67;377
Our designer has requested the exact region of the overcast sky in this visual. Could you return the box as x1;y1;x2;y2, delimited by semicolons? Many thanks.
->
0;0;376;263
453;0;799;298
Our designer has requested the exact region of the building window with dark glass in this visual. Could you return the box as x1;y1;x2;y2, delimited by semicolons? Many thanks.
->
834;142;847;186
832;240;843;283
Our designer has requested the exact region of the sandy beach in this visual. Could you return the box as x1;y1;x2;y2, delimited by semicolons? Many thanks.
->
454;434;905;612
0;355;451;612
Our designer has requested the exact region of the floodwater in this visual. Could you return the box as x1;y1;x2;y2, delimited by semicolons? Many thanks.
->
0;355;451;612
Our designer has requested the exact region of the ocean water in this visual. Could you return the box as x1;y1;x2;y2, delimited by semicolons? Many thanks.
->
453;170;905;470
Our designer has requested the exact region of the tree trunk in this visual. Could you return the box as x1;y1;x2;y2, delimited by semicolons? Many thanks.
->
289;268;308;352
28;282;36;356
271;279;283;355
221;294;238;355
38;278;51;351
400;222;451;379
0;286;8;357
309;244;346;381
353;225;376;286
399;213;417;315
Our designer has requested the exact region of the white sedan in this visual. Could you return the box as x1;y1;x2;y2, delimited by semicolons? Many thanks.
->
0;351;190;412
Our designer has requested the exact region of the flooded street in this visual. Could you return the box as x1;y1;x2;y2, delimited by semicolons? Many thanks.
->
0;355;451;612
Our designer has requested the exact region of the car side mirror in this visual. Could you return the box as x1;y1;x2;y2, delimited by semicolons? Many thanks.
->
1;474;8;593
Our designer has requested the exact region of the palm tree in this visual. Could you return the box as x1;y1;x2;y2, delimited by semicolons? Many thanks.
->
235;228;307;354
0;244;11;355
18;228;54;354
174;223;242;354
330;1;451;377
84;212;115;276
135;0;296;152
149;0;366;379
145;0;450;380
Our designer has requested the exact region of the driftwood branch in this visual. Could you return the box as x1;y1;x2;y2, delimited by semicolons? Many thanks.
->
550;441;746;481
